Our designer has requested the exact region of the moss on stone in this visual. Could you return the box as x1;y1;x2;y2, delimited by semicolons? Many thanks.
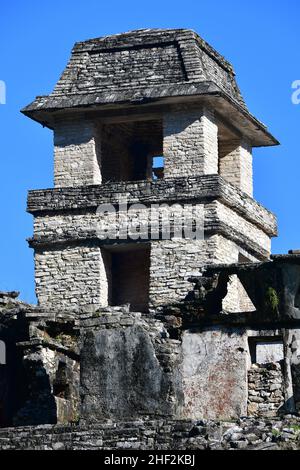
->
265;287;280;314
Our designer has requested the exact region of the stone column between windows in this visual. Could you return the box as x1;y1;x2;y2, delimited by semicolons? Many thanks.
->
54;118;101;188
163;107;218;178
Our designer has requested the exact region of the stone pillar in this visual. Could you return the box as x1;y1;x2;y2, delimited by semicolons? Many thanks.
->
219;140;253;197
163;107;218;178
54;119;101;187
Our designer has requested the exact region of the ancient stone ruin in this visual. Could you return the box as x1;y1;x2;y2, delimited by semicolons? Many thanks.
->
1;28;300;450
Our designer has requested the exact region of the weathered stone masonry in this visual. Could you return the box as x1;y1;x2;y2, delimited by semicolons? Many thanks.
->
2;28;300;450
54;119;101;188
22;28;278;314
28;175;276;311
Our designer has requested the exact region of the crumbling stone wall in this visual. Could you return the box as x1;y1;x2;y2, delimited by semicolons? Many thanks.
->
248;363;285;418
0;293;80;427
1;416;300;450
13;344;79;426
80;309;183;422
79;310;254;423
180;328;248;420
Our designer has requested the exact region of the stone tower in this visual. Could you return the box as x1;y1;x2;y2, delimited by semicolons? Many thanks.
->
23;28;278;313
4;29;300;442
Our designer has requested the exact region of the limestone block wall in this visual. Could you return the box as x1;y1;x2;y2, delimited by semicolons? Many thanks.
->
149;235;257;309
32;196;269;310
207;200;271;255
34;235;237;312
219;140;253;197
163;108;218;178
35;245;108;310
30;173;274;311
27;176;277;237
149;238;215;308
54;119;101;187
248;363;285;418
2;417;300;450
32;203;204;242
32;201;271;258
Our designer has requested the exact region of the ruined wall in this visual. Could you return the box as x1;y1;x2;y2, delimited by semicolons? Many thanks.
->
180;328;248;420
0;296;80;427
149;235;245;309
248;363;285;418
2;416;300;450
13;345;79;426
80;312;266;423
149;238;210;309
282;327;300;413
80;311;183;422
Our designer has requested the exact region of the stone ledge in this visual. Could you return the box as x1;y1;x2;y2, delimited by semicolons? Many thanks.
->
27;175;277;237
28;219;270;261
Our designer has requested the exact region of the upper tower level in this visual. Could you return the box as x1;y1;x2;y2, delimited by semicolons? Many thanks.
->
22;28;278;196
25;29;278;312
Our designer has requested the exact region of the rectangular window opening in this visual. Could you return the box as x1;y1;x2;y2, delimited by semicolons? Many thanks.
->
99;119;163;183
248;337;284;364
152;155;164;180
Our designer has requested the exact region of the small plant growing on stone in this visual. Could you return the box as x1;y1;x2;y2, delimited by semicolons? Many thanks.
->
289;424;300;434
272;428;281;438
265;287;280;314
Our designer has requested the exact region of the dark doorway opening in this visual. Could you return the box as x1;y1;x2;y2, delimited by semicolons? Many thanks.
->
104;245;151;313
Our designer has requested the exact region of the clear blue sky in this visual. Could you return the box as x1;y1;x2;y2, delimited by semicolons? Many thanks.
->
0;0;299;303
